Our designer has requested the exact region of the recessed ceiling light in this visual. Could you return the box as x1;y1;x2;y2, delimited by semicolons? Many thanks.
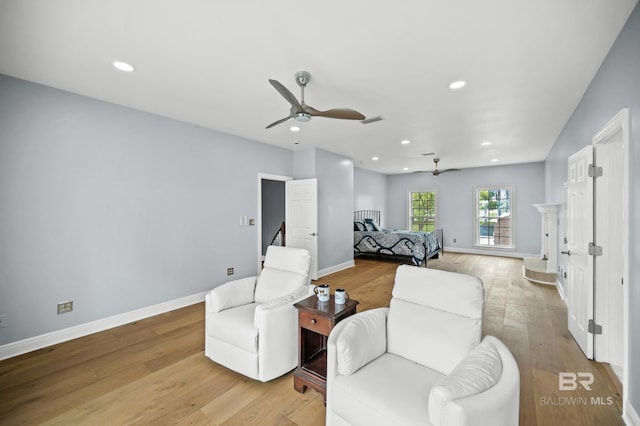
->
372;156;379;161
481;141;492;146
491;158;499;162
112;61;135;72
449;80;466;90
401;139;411;145
403;167;409;171
290;126;300;132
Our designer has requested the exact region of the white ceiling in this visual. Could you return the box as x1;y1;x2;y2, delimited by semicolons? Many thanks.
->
0;0;636;174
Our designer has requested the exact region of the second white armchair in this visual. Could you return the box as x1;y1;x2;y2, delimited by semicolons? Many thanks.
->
326;265;520;426
205;245;313;382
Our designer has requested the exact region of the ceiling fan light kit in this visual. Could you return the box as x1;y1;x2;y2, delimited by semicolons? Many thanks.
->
266;71;366;129
294;112;311;122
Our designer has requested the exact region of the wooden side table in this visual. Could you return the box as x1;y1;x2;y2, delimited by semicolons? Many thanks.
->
293;295;359;401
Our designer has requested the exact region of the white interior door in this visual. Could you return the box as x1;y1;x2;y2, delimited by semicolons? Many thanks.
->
286;178;318;280
566;145;594;359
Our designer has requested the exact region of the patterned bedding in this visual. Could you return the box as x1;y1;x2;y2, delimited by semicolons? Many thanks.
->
354;229;441;266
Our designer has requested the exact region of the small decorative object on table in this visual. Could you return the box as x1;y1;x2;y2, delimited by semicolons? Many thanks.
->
314;283;330;302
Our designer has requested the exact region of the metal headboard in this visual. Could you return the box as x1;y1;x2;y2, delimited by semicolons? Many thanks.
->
354;210;381;225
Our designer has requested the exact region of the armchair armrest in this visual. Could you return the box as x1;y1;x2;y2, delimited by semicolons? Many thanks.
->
327;307;389;379
205;276;257;314
253;284;314;327
253;284;315;381
431;336;520;426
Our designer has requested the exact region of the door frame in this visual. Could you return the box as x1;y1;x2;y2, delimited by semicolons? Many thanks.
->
592;108;629;390
257;173;292;272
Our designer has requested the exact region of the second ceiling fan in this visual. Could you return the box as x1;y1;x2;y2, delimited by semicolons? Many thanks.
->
415;158;460;176
266;71;365;129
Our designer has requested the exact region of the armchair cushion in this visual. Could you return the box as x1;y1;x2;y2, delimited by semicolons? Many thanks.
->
387;265;484;375
387;298;481;374
331;352;445;425
428;339;503;425
207;303;259;353
262;245;311;277
336;308;387;376
254;268;307;303
394;265;484;317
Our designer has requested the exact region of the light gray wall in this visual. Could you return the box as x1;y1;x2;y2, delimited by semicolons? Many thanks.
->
544;3;640;415
294;148;354;271
354;167;387;227
293;148;316;179
386;162;545;255
0;75;293;345
315;149;354;270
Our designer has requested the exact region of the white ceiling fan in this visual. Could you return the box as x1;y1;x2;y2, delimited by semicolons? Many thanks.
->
266;71;366;129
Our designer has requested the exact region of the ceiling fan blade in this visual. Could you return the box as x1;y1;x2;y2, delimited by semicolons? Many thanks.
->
438;168;461;174
304;105;365;121
269;79;303;111
265;115;294;129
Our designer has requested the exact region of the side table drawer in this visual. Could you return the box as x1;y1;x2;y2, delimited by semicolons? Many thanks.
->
299;310;332;335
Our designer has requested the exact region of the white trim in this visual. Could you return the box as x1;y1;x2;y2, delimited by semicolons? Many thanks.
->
521;268;556;286
318;260;355;278
555;279;567;301
0;291;207;361
443;246;537;259
624;398;640;426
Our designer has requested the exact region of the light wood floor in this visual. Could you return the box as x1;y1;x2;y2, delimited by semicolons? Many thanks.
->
0;254;623;425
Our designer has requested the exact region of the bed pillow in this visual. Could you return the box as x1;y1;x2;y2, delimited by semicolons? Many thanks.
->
354;221;366;231
364;218;380;231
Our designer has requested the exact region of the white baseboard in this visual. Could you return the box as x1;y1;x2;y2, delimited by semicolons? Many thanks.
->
0;291;207;361
443;246;539;259
318;260;355;278
555;280;567;301
624;399;640;425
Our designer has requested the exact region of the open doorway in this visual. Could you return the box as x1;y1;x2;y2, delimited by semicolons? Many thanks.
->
257;173;291;270
261;179;286;254
257;173;319;279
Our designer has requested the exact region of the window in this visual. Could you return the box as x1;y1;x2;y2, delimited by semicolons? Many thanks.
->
475;186;513;248
409;191;436;232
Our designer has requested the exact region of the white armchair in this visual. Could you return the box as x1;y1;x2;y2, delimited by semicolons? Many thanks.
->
326;265;520;426
205;245;313;382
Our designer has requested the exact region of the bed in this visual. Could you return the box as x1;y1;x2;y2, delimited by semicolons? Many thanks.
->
353;210;443;266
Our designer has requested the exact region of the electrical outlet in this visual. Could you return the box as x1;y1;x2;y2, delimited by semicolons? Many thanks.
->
0;315;6;328
453;238;457;243
227;267;234;276
57;301;73;314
